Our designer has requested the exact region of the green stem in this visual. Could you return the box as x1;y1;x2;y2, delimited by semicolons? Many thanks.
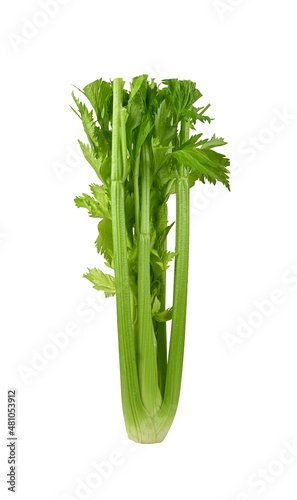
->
154;118;190;440
120;108;129;182
130;289;137;361
137;138;162;416
134;153;140;234
155;208;168;397
111;79;156;443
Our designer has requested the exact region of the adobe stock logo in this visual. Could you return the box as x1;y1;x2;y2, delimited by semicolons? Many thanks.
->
190;106;295;218
238;107;296;163
0;232;8;246
222;263;297;353
51;143;84;182
213;0;245;20
17;291;114;385
61;433;140;500
231;437;297;500
7;0;72;54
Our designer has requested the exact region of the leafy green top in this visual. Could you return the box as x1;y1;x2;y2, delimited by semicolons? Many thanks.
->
72;76;230;302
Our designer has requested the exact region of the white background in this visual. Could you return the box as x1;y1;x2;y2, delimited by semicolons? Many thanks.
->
1;1;297;499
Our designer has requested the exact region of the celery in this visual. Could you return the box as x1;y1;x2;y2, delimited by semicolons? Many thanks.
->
72;76;230;443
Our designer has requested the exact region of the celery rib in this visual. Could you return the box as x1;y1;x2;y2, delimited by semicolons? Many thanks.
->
111;79;156;443
155;119;190;440
137;139;162;416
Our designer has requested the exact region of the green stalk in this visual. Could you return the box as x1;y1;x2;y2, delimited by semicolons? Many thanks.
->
134;152;140;234
154;118;190;441
130;289;137;361
155;131;173;397
155;212;168;397
137;138;162;416
111;78;156;443
120;108;129;182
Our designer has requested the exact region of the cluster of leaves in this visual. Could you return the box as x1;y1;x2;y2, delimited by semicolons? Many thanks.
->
72;76;230;312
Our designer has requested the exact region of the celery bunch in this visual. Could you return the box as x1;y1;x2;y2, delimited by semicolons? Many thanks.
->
72;76;230;443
